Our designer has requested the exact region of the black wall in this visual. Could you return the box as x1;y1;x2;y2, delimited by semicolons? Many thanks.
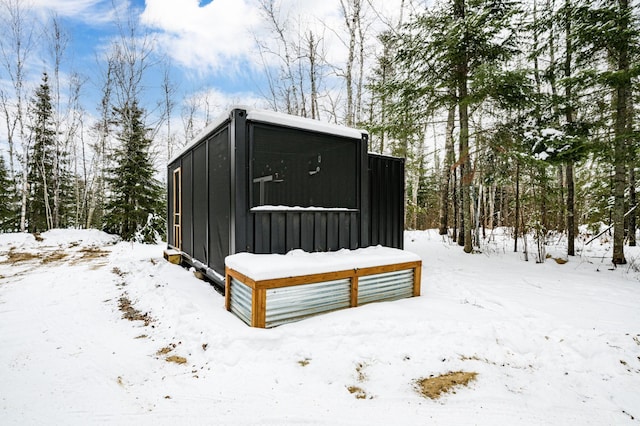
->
168;108;404;284
368;154;405;249
250;124;359;209
208;128;231;274
252;210;360;254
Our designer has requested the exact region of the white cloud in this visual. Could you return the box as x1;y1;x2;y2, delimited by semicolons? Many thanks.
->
29;0;127;25
140;0;262;74
140;0;405;76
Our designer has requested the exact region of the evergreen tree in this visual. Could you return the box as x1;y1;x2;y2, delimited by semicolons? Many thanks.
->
568;0;639;264
27;72;56;233
383;0;522;251
103;101;165;242
0;155;18;231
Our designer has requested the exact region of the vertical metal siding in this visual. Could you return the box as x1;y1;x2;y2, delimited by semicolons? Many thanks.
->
208;127;231;277
314;212;327;251
286;213;301;249
265;279;351;328
229;277;252;326
252;210;360;254
193;142;208;263
357;269;414;305
368;154;405;249
167;164;176;247
270;212;286;253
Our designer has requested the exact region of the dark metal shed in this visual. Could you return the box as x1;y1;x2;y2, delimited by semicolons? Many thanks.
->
167;108;404;288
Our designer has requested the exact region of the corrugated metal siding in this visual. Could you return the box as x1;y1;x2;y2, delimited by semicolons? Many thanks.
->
358;269;414;305
229;277;252;326
265;279;351;328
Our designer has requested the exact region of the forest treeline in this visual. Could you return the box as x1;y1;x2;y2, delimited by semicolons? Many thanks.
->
0;0;638;264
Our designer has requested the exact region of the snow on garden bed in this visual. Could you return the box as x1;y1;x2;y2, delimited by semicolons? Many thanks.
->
225;246;421;280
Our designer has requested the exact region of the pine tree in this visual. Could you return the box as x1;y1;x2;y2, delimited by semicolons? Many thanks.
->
27;72;56;233
0;155;18;231
382;0;522;251
568;0;639;264
103;101;165;242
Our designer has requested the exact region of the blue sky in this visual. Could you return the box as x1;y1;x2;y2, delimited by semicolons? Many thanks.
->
14;0;287;119
36;0;402;105
0;0;405;159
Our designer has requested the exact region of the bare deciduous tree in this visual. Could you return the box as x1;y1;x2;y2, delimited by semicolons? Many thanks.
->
0;0;36;232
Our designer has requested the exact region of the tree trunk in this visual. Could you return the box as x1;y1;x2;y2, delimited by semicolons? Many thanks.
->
629;165;636;246
514;160;520;252
612;0;630;265
564;0;576;256
488;183;495;229
454;0;473;253
557;165;565;231
453;163;459;243
628;87;636;247
308;31;319;120
355;4;365;124
566;161;575;255
438;98;456;235
339;0;359;126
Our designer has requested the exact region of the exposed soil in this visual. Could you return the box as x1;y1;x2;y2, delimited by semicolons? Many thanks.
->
157;342;178;356
3;250;40;264
297;358;310;367
71;246;110;264
347;385;368;399
355;362;367;382
118;295;152;326
111;267;126;277
1;245;108;267
347;362;372;399
42;252;69;264
166;355;187;364
415;371;478;399
157;346;173;355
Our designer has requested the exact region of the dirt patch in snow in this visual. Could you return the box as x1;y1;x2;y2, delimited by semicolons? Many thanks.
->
71;246;110;264
297;358;310;367
415;371;478;399
1;244;108;267
118;295;152;326
42;252;69;264
166;355;187;364
355;362;368;382
157;346;173;355
346;362;373;399
347;385;369;399
2;250;40;264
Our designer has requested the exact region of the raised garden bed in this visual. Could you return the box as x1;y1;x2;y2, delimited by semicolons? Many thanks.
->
224;246;422;328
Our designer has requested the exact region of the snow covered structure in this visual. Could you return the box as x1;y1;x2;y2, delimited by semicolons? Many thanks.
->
167;108;405;290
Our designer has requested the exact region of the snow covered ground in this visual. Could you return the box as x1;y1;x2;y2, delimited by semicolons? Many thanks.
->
1;228;639;425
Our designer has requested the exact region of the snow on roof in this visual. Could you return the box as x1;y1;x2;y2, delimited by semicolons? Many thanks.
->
225;246;421;281
168;106;367;165
246;108;366;140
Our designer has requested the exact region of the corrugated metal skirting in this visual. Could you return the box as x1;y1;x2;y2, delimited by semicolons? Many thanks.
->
226;264;420;328
358;269;414;305
265;279;351;328
229;277;252;326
